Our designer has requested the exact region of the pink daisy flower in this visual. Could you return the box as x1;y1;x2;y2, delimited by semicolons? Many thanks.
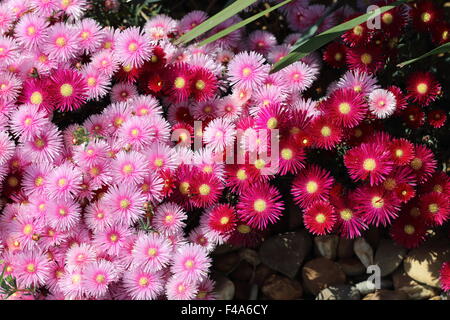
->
146;115;171;144
81;65;111;100
76;18;104;54
110;82;138;103
30;0;58;16
84;260;118;298
336;70;379;96
22;163;52;197
139;171;164;204
200;204;237;244
237;182;284;230
166;276;199;300
153;202;187;235
333;198;368;239
15;13;48;49
46;163;82;200
115;27;152;68
43;23;79;62
131;233;172;272
227;51;270;90
58;0;86;20
0;4;13;34
419;192;450;226
203;117;236;153
103;102;133;133
410;144;437;184
21;123;63;164
84;200;114;233
179;10;208;33
279;61;317;92
190;172;224;208
0;36;19;66
303;201;337;236
116;116;155;151
0;131;15;166
171;243;211;283
65;243;97;272
13;250;50;288
129;95;162;118
103;184;146;226
111;150;148;186
0;71;22;102
90;50;120;77
122;268;164;300
248;30;277;55
368;88;397;118
93;223;132;256
144;142;178;172
9;104;48;141
47;199;81;231
58;270;85;300
324;88;367;128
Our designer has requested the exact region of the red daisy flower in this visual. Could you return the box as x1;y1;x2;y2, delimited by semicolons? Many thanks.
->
225;164;257;194
409;144;437;184
375;1;409;37
190;172;224;208
204;204;237;237
342;14;373;47
324;88;367;128
236;182;284;230
388;85;408;114
394;183;416;204
344;142;393;186
227;220;263;248
345;121;377;147
307;115;343;150
332;196;368;239
190;67;218;102
165;63;193;103
420;171;450;196
291;164;334;209
402;105;425;129
115;64;142;83
146;73;164;94
354;185;401;227
419;192;450;226
388;138;415;166
411;0;440;32
303;201;337;235
406;72;441;107
390;214;428;249
382;166;417;194
323;42;347;68
427;109;447;128
346;45;384;74
50;69;88;112
432;22;450;45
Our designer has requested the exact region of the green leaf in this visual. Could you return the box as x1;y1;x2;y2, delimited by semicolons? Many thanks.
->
198;0;293;47
174;0;258;45
398;42;450;67
271;0;410;73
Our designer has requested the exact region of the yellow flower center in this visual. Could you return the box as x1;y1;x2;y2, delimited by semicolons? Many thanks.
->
59;208;67;216
35;176;44;187
281;148;293;160
340;209;353;221
421;12;431;23
371;196;384;209
361;53;372;65
433;185;443;193
87;77;96;87
185;259;194;268
417;83;428;94
30;91;43;105
148;248;157;257
27;26;36;36
404;224;415;235
363;158;377;171
154;158;164;167
110;234;118;242
254;159;266;170
254;199;267;212
242;67;252;77
334;52;342;61
81;31;90;40
95;274;105;283
122;164;134;174
139;277;149;286
199;184;211;196
382;13;393;25
195;80;205;90
236;169;247;181
26;264;36;273
267;117;278;129
395;149;404;158
315;213;326;224
428;203;439;214
23;224;33;235
60;84;74;97
179;182;190;195
383;178;397;191
306;181;318;194
174;77;186;89
165;215;173;223
34;138;45;148
353;25;363;36
238;224;251;234
321;126;331;137
128;42;138;52
410;158;423;170
220;216;230;225
120;199;130;209
56;36;66;47
338;102;351;114
58;178;67;187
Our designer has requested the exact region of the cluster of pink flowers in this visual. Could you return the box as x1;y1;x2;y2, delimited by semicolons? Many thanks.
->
0;0;448;299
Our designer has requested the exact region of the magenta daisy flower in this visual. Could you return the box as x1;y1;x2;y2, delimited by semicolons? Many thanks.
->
291;164;334;209
228;51;269;90
237;182;284;230
307;115;343;150
410;144;437;184
115;27;152;68
303;201;337;235
200;204;237;243
171;243;211;283
122;268;164;300
333;198;368;239
190;172;224;208
50;69;88;112
354;185;401;227
139;171;164;204
153;202;187;235
344;142;394;186
278;139;306;175
20;78;53;112
46;163;82;200
248;30;277;55
13;250;50;288
419;192;450;226
440;262;450;292
103;184;146;226
179;10;208;33
325;88;367;128
132;233;172;272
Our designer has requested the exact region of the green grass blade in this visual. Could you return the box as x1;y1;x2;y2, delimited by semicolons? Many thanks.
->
198;0;293;47
271;0;410;73
174;0;258;45
398;42;450;67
